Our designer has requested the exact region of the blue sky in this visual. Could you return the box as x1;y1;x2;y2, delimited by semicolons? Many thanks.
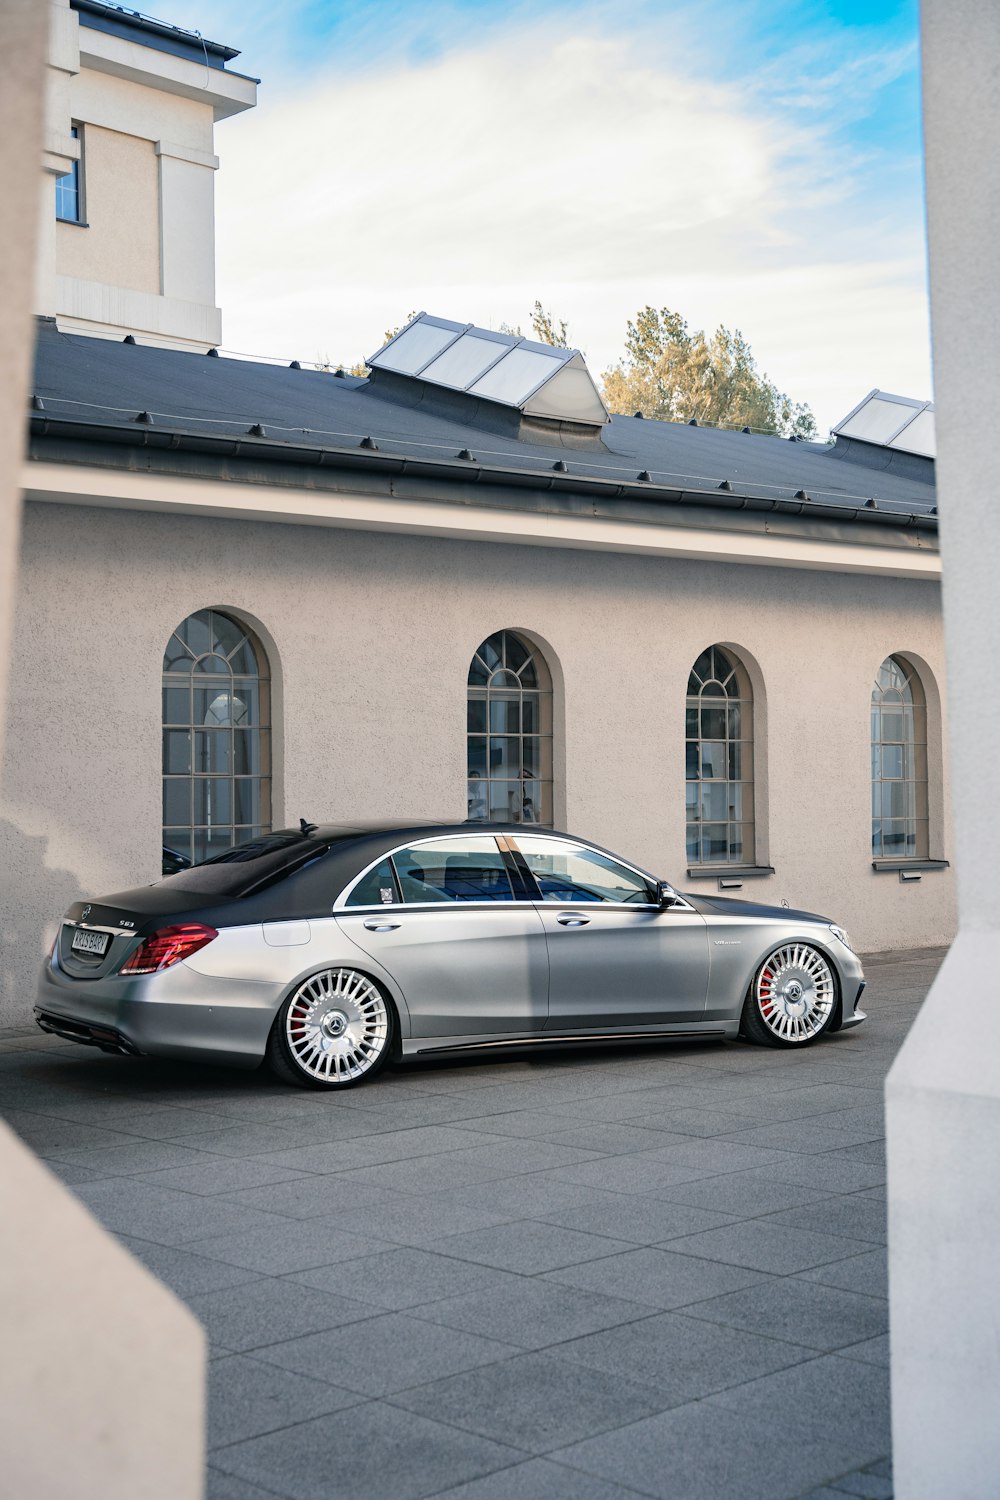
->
162;0;928;431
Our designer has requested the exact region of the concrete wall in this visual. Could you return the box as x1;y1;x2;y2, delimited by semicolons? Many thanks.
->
0;499;953;1026
57;123;161;293
885;2;1000;1493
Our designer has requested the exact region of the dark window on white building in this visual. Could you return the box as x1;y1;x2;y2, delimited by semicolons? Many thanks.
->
162;609;271;868
686;645;755;865
467;631;553;824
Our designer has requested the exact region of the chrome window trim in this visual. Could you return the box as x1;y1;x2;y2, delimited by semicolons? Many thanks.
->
334;832;694;913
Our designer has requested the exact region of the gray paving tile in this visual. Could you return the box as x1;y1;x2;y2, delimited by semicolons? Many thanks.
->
205;1466;285;1500
186;1215;389;1274
117;1237;261;1299
45;1140;210;1175
667;1219;861;1274
682;1275;888;1351
253;1124;500;1175
73;1179;279;1247
828;1472;894;1498
629;1106;760;1137
393;1350;669;1455
163;1122;337;1158
543;1246;768;1309
765;1195;887;1246
320;1196;513;1247
551;1399;866;1500
646;1168;832;1217
189;1276;378;1352
139;1158;311;1197
536;1191;736;1243
327;1140;601;1194
4;1111;142;1154
288;1247;521;1312
220;1176;400;1220
432;1456;644;1499
549;1309;808;1403
431;1220;632;1274
413;1277;654;1349
752;1156;886;1194
707;1351;890;1453
254;1312;517;1396
425;1175;602;1219
209;1353;365;1448
797;1248;889;1300
638;1136;794;1172
539;1122;682;1155
549;1156;715;1197
211;1400;523;1500
836;1334;891;1367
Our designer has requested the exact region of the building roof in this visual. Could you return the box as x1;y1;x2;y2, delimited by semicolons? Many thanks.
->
72;0;242;69
28;322;936;534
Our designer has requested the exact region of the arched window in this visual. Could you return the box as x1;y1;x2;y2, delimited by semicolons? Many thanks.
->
162;609;271;869
467;630;552;824
686;645;754;865
872;656;927;859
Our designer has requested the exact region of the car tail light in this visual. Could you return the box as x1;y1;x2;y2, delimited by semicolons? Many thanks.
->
120;924;217;975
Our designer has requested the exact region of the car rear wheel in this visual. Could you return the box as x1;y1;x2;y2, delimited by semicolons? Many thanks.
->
267;968;394;1088
741;943;837;1047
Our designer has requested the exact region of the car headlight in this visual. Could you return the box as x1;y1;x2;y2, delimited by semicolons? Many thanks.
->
829;924;854;952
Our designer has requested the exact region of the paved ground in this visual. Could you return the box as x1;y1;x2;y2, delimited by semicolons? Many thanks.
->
0;948;944;1500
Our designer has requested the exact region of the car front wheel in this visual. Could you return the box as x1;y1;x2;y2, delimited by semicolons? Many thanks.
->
741;943;837;1047
266;968;394;1088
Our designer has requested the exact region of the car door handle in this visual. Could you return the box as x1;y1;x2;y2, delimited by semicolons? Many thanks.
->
556;914;590;926
363;919;400;932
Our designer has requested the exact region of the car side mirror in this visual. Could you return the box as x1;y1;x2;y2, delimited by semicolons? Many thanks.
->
657;881;682;908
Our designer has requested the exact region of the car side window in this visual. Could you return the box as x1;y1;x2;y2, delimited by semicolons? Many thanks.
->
392;836;515;903
344;857;401;908
514;836;653;904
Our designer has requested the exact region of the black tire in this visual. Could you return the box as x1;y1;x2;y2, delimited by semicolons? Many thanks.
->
740;943;838;1048
266;967;395;1089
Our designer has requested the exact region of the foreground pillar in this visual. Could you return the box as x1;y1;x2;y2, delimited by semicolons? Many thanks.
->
886;4;1000;1494
0;4;206;1496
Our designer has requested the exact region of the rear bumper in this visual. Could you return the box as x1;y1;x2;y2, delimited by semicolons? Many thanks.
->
36;956;283;1069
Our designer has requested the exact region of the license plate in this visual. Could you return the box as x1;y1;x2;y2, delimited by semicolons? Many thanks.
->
71;928;110;957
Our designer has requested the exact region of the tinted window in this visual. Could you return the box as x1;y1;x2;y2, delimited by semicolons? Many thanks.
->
158;831;331;897
393;837;514;903
345;858;401;907
515;837;652;904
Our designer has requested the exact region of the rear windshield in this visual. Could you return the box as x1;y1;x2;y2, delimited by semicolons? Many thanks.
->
156;832;334;898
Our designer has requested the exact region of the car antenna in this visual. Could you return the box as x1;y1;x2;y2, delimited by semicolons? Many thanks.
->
299;817;318;835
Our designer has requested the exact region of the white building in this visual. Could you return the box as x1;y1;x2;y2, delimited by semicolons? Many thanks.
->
0;0;953;1027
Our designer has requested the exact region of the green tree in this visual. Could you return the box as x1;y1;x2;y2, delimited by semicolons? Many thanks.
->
529;300;570;348
601;306;818;439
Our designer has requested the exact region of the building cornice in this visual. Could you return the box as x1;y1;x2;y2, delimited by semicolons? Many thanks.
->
22;432;942;580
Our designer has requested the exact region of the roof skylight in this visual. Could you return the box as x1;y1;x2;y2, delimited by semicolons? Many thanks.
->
367;313;609;431
833;390;935;459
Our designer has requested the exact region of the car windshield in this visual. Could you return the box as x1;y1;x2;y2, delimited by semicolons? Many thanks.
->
156;831;336;897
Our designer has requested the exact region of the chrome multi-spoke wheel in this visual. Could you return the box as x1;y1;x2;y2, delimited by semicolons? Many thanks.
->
267;968;392;1088
743;943;836;1047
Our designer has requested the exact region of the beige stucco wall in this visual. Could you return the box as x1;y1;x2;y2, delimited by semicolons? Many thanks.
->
57;122;160;293
0;499;952;1026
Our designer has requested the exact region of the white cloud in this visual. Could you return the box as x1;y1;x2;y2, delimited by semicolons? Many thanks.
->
214;18;930;432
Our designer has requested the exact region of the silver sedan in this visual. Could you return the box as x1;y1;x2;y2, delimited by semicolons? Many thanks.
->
36;821;866;1089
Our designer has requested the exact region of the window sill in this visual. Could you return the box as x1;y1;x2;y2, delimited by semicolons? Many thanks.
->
871;858;950;873
56;217;89;227
686;865;774;880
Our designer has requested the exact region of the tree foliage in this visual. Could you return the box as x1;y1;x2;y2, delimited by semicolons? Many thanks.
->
601;305;818;439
